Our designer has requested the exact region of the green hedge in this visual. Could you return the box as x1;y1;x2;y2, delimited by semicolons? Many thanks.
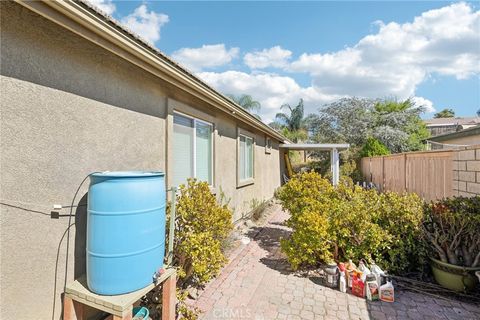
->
276;172;426;274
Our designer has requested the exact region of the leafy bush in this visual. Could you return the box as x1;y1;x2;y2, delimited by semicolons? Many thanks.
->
423;196;480;267
143;179;232;319
277;172;425;274
169;179;233;288
359;137;390;158
376;192;427;273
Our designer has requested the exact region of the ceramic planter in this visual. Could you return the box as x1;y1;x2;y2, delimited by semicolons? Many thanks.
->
430;258;480;292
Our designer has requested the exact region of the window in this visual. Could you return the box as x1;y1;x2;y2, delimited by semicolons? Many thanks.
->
238;133;254;185
173;113;212;186
265;137;272;154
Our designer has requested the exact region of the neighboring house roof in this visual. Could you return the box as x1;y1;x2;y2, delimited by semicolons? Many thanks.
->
15;0;286;142
427;125;480;142
424;117;480;127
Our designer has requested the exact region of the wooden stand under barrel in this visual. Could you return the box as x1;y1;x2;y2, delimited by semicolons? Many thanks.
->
63;268;176;320
64;187;179;320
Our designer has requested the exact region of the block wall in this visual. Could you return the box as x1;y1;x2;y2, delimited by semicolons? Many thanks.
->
453;145;480;197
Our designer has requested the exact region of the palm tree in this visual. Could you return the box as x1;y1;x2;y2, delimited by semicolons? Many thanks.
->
434;108;455;118
274;99;307;142
275;99;305;132
226;94;261;114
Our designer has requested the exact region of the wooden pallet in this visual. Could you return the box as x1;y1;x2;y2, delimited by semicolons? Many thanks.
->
63;268;176;320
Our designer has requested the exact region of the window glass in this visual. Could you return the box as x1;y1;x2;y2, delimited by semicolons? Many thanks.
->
173;113;212;186
239;134;254;181
246;136;253;179
173;114;194;187
196;122;212;184
239;136;246;180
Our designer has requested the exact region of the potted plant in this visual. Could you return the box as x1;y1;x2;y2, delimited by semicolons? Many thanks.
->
423;196;480;291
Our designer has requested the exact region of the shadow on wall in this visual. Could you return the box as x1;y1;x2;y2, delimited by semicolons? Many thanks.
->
1;2;167;120
50;193;88;319
74;193;88;279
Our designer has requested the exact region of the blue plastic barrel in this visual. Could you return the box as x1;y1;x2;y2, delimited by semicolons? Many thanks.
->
87;171;166;295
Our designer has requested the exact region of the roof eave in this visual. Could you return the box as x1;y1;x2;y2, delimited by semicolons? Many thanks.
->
15;0;286;142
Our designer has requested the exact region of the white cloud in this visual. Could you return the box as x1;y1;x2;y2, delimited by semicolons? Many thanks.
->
197;3;477;122
171;44;239;72
289;2;479;99
86;0;116;15
120;5;169;44
244;46;292;69
198;71;339;123
411;96;436;113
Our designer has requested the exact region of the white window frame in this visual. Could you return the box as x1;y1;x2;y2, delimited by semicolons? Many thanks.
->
237;128;255;188
173;111;214;186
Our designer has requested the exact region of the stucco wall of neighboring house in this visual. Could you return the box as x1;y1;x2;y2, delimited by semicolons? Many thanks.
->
436;135;480;146
0;2;281;319
429;129;480;150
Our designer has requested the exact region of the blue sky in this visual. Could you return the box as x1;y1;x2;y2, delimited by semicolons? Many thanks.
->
89;1;479;122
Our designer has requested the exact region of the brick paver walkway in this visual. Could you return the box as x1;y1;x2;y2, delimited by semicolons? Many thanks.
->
191;207;480;320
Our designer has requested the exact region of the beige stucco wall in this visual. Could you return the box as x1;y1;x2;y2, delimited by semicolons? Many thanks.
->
0;2;281;319
438;134;480;146
430;133;479;150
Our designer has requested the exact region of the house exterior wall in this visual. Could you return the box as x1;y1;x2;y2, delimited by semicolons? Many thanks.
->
430;134;480;149
0;2;281;319
445;135;480;146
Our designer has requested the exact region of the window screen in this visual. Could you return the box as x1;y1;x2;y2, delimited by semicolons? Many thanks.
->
173;113;212;186
239;135;254;181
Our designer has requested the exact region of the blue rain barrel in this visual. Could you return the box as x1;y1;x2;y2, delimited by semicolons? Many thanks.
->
87;171;166;295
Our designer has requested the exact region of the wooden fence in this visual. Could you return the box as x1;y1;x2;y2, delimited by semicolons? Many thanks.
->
360;150;454;201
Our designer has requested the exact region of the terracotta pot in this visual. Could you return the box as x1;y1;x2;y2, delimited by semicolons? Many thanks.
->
430;258;480;292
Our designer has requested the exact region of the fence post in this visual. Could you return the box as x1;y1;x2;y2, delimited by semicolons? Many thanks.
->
382;156;385;191
369;157;372;183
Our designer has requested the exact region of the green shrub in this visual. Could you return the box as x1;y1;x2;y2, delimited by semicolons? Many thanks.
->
169;179;233;288
423;196;480;267
277;172;425;273
359;137;390;157
376;192;427;273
